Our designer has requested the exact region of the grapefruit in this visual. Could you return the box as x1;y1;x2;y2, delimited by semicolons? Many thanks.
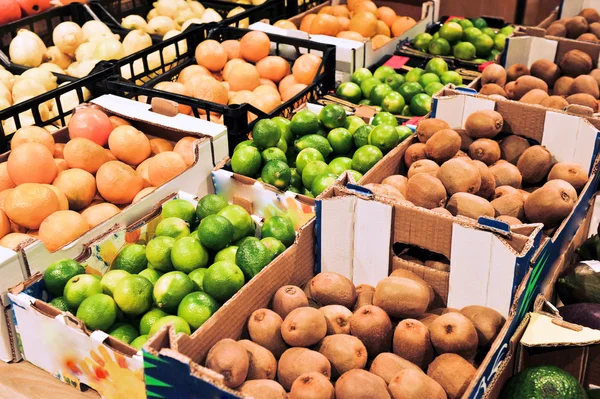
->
149;138;174;155
292;54;323;85
63;137;109;174
350;12;378;38
4;183;60;229
256;56;290;84
0;0;21;24
44;184;69;211
54;158;69;174
0;232;31;250
227;63;261;92
39;210;89;252
68;108;112;146
239;31;271;63
221;40;240;60
173;137;197;167
96;161;144;205
7;143;57;185
81;203;121;228
108;125;152;166
11;126;55;154
135;158;153;187
148;151;187;187
0;163;15;191
53;143;65;159
132;187;156;204
53;169;96;210
195;40;227;72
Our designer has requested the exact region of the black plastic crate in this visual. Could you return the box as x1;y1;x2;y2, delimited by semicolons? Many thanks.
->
107;25;336;151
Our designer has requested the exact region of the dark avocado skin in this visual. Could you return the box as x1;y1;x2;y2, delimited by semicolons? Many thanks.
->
502;366;587;399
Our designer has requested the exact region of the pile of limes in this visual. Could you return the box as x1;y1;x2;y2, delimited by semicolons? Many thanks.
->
231;104;412;197
412;17;514;62
42;196;296;347
336;61;459;117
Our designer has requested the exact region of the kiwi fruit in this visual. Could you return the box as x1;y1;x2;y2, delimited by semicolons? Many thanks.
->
518;189;531;202
248;308;288;358
560;49;593;77
580;8;600;23
494;185;519;199
591;69;600;86
389;369;447;399
427;354;477;399
578;33;599;42
490;193;525;219
530;59;561;87
431;207;453;216
552;76;574;96
349;305;393;356
205;339;250;388
480;83;507;97
369;353;423;384
407;159;440;179
497;215;522;225
472;160;496;199
481;63;507;86
500;135;530;165
418;313;440;329
272;285;309;319
335;369;391;399
437;158;482;195
354;284;375;311
430;308;460;315
389;269;435;304
319;305;352;335
591;22;600;37
489;160;523;188
455;129;474;152
238;340;278;380
524;179;578;227
454;150;471;160
424;129;461;163
426;259;450;272
506;64;530;82
517;145;553;184
416;119;451;143
446;192;495;220
566;93;599;112
392;319;434;369
308;272;357;308
505;81;517;100
373;276;432;318
398;255;425;265
546;22;567;37
404;143;427;168
548;162;588;191
520;89;550;104
277;348;331;391
460;305;506;348
238;380;287;399
464;110;503;139
317;334;367;377
468;139;501;166
289;372;335;399
363;183;404;200
281;307;328;347
381;175;408;197
509;75;549;100
405;173;447;209
429;312;478;360
540;95;569;110
570;75;600;98
565;16;589;38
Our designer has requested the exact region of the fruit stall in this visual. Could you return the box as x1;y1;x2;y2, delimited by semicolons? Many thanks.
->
2;0;600;398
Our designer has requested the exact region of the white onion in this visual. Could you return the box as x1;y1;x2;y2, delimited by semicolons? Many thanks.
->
81;20;112;41
227;7;249;28
123;30;152;56
75;41;96;61
19;30;47;54
87;32;121;43
148;16;176;35
39;63;66;74
181;18;202;31
9;31;44;67
0;83;12;106
154;0;188;18
200;8;222;23
94;38;125;60
175;9;198;27
44;46;72;69
20;68;58;91
66;60;99;78
53;22;84;57
0;97;12;112
187;1;205;16
12;79;46;102
147;9;158;21
163;30;187;59
3;113;36;135
0;71;15;91
122;15;149;32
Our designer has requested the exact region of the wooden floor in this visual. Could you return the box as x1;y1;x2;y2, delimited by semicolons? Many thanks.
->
0;361;99;398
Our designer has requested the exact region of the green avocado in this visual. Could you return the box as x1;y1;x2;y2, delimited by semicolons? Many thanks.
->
503;365;587;399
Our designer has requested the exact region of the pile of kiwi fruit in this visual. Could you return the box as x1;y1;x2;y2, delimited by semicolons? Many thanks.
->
545;8;600;43
203;270;506;399
364;112;585;233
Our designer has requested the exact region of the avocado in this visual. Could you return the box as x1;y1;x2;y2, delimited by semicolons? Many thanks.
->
503;366;587;399
576;234;600;261
557;262;600;305
294;135;333;158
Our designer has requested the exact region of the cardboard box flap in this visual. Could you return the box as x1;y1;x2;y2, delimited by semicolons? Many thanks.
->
431;92;495;129
503;36;559;69
522;312;600;347
249;21;309;40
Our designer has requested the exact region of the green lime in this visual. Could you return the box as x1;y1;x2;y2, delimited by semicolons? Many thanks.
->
149;315;191;336
401;105;413;116
261;147;287;165
373;65;396;82
214;247;237;264
130;335;148;350
139;268;162;285
198;214;234;251
261;215;295;247
261;160;292;190
370;84;394;106
419;73;440;88
441;71;463;85
233;140;256;153
348;170;363;182
399;82;424;104
463;27;482;43
112;244;148;274
272;116;293;144
432;31;439;39
161;199;196;225
328;157;353;176
327;128;353;155
453;41;476;60
291;109;319;138
319;104;347;129
295;148;324;174
448;18;461;23
372;112;398;127
295;134;333;158
315;126;328;137
235;238;272;279
276;136;288;154
101;270;130;297
188;268;207;291
108;323;139;344
425;58;449;77
500;25;514;36
428;37;451;55
44;259;86;297
76;293;117;332
439;22;463;43
146;236;176;272
358;99;371;106
360;77;382;99
302;188;314;198
425;82;445;96
139;308;168;335
494;33;506;51
410;93;432;116
252;119;281;150
155;218;190;240
396;126;414;142
474;58;487;64
344;115;366;135
153;271;195;313
351;68;373;86
404;68;423;83
381;91;405;114
177;291;220;330
413;32;433;51
64;274;102;310
471;17;488;30
196;194;228;221
352;145;383;174
311;173;337;196
481;27;496;38
203;261;246;302
354;125;374;148
458;19;474;31
49;296;70;312
218;204;252;242
113;275;153;316
369;124;400;153
171;236;209;273
289;167;302;188
302;160;329;190
260;237;286;259
385;74;405;91
474;34;494;57
231;146;262;177
336;82;362;103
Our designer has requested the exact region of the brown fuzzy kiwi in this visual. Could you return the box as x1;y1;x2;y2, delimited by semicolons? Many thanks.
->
425;259;450;272
272;285;309;319
509;76;549;100
506;64;530;82
248;309;288;358
317;334;368;378
354;284;375;311
424;129;461;163
430;308;460;315
480;83;507;97
520;89;550;104
580;8;600;23
289;372;335;399
205;339;250;388
468;139;501;166
591;22;600;37
389;369;447;399
570;75;600;98
381;175;407;197
481;64;507;86
238;380;287;399
429;312;479;359
446;192;495;220
566;93;600;112
591;69;600;86
500;135;530;165
335;369;391;399
281;307;327;347
238;340;278;380
560;49;593;77
472;160;496;199
363;183;404;201
436;158;482;195
431;207;453;216
578;33;599;42
460;305;506;348
398;254;425;265
489;160;523;188
369;353;424;384
456;129;474;152
319;305;353;335
392;319;434;369
540;96;569;110
524;179;578;227
427;354;477;399
518;189;530;202
350;305;393;357
404;143;427;168
308;272;357;308
405;173;447;209
497;215;523;225
407;159;440;178
504;81;517;100
418;313;440;329
490;193;525;219
464;110;503;139
517;145;554;184
277;348;331;391
530;59;561;87
454;150;471;159
553;76;574;96
373;276;432;318
416;119;451;143
389;269;435;304
494;185;519;199
546;22;567;37
548;162;588;191
565;16;589;38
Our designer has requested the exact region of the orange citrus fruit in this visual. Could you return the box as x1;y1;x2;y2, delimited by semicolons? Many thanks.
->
81;203;121;228
96;161;144;205
240;31;271;63
256;56;290;84
350;11;378;38
39;210;89;252
63;137;109;174
148;152;187;187
108;125;152;166
4;183;60;229
53;169;97;210
8;143;57;185
195;40;228;72
11;126;55;154
292;53;323;85
150;138;174;155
